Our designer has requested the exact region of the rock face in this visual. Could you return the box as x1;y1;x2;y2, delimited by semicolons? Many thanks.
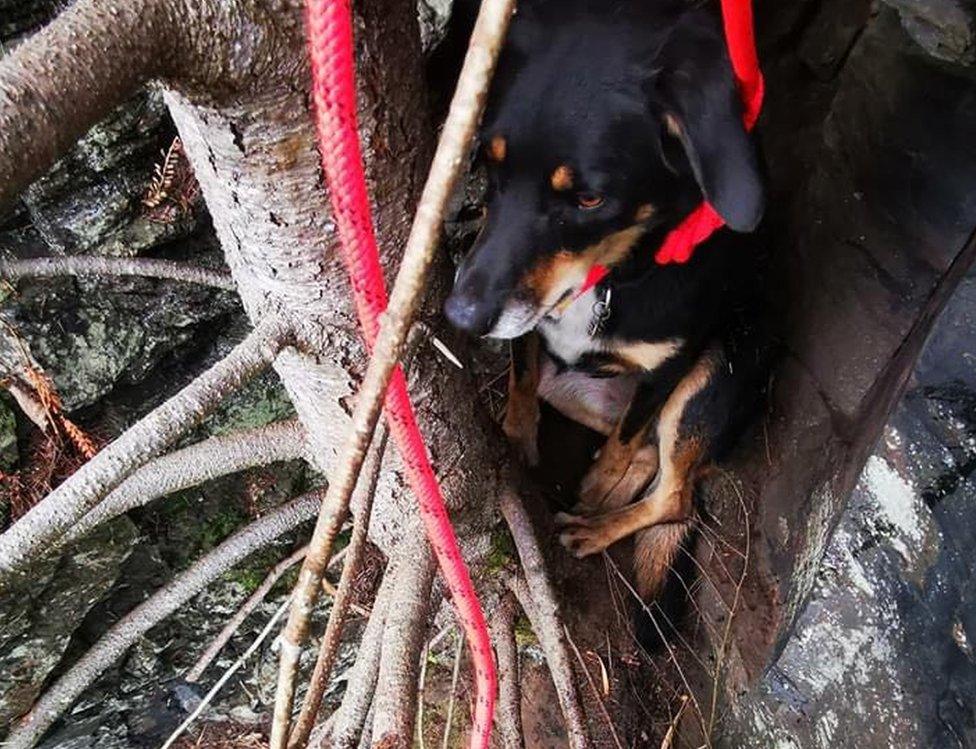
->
711;0;976;745
725;268;976;748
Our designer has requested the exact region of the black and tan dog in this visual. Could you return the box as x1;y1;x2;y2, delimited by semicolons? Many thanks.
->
444;0;767;603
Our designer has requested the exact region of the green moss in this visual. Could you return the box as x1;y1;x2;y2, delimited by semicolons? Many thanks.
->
486;524;516;573
514;614;537;648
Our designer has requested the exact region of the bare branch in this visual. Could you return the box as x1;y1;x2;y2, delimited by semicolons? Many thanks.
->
0;316;290;584
187;544;308;684
501;491;590;749
287;427;389;748
272;0;516;740
371;537;436;748
68;419;306;542
0;0;181;207
490;593;524;749
0;256;236;291
441;631;465;749
162;597;292;749
5;490;323;749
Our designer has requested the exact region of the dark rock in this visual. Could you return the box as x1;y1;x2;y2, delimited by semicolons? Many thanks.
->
883;0;976;64
0;518;138;729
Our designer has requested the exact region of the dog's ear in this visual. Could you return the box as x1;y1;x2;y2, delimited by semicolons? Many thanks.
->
655;10;765;232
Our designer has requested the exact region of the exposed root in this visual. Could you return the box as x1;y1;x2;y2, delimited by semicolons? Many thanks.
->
499;491;590;749
324;555;400;749
4;489;323;749
490;593;523;749
0;0;181;205
0;316;290;584
370;534;436;748
508;574;590;749
69;419;306;542
287;428;390;748
0;256;234;290
441;630;465;749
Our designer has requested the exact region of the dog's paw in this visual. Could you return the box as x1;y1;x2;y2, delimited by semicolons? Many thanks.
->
503;399;540;467
555;512;608;558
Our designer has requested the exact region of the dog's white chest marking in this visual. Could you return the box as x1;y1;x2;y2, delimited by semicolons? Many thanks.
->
537;288;604;365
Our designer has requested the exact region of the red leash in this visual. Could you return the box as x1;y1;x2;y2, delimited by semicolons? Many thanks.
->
579;0;764;294
305;1;495;746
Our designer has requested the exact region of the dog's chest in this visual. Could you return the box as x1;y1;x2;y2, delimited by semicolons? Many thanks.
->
536;289;606;366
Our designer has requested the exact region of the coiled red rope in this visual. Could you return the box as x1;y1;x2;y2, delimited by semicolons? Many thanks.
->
579;0;764;293
304;1;495;746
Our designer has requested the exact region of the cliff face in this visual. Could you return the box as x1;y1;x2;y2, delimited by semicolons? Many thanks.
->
719;0;976;745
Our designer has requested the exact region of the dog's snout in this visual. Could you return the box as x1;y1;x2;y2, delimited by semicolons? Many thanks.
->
444;290;495;336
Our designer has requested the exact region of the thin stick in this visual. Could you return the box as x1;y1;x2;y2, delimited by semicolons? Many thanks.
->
270;2;516;743
161;597;292;749
287;427;389;748
0;256;236;290
187;544;308;683
500;491;590;749
508;574;591;749
442;630;465;749
0;315;289;583
416;637;432;749
565;627;624;749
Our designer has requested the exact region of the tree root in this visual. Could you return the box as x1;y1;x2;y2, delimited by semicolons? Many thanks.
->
0;256;236;290
490;593;524;749
323;555;400;749
288;427;389;748
0;0;179;206
5;489;323;749
500;491;591;749
371;536;436;748
0;316;289;584
69;419;306;542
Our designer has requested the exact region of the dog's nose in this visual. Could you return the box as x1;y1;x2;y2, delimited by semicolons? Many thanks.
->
444;292;494;335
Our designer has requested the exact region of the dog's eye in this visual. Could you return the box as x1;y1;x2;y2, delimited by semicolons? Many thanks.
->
576;193;604;210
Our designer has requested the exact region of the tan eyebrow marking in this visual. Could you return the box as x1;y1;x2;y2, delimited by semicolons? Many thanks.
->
488;135;507;162
635;203;656;222
550;164;574;191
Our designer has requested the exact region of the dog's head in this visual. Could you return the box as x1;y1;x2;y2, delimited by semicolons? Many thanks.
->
445;1;765;338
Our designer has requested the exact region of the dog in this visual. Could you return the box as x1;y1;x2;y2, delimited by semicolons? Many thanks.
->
444;0;767;607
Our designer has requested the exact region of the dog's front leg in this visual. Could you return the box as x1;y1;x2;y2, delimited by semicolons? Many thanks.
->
502;332;542;466
576;353;690;514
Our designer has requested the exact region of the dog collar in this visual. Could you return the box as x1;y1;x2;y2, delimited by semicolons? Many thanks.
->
575;0;764;301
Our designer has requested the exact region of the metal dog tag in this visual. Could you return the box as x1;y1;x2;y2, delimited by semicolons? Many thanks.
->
588;287;612;337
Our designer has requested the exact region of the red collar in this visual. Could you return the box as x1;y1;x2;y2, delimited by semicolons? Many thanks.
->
578;0;764;298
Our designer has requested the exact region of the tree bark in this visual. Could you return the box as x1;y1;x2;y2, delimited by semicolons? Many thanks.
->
0;0;180;206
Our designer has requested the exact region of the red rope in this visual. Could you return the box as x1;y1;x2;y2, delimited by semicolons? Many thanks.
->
579;0;763;293
305;1;495;746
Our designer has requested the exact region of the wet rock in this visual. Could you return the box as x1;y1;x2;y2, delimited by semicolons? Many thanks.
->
0;518;138;730
723;268;976;749
0;395;16;471
883;0;976;64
